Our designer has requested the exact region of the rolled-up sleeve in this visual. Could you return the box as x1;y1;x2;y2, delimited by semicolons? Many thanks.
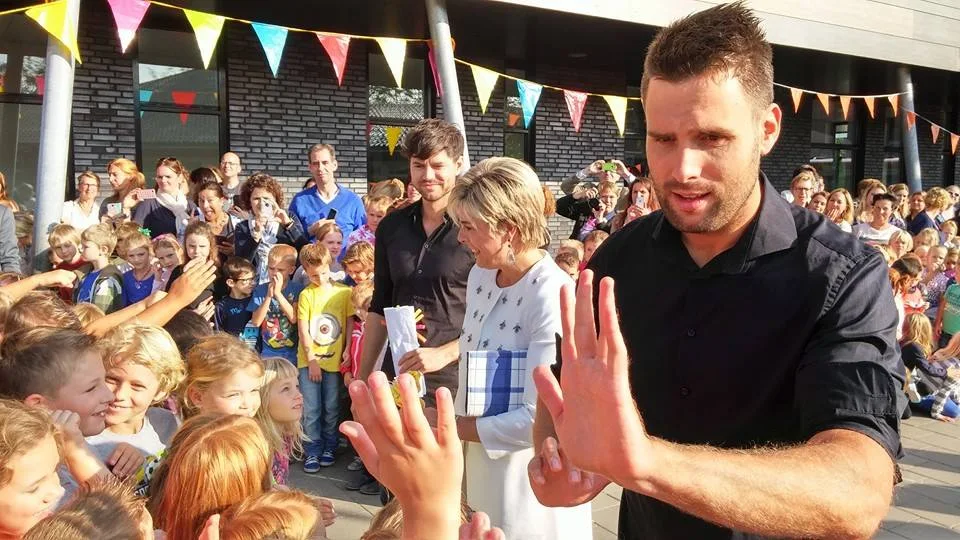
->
794;251;905;460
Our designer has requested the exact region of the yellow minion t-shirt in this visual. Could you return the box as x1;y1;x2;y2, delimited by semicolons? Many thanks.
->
296;283;355;371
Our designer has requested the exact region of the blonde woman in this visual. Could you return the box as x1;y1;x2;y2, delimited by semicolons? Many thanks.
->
825;188;854;232
855;179;885;224
887;229;913;260
908;187;950;236
446;157;592;540
889;183;910;229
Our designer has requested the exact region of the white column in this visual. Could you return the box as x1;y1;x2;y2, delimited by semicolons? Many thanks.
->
425;0;470;171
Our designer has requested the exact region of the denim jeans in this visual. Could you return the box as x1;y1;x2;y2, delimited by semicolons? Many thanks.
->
299;367;342;457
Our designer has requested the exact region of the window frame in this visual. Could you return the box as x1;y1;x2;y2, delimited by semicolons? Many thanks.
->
502;66;534;165
809;96;865;191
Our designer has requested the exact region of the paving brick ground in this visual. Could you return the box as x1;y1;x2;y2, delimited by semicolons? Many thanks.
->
290;414;960;539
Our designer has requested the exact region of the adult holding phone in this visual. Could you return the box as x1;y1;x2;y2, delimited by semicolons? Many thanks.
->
288;144;366;258
130;157;199;240
99;158;146;224
194;181;239;262
234;172;307;284
611;177;660;232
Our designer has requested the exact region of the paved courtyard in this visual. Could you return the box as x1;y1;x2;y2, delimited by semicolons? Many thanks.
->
290;414;960;539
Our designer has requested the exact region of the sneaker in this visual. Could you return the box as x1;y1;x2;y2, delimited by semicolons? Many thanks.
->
345;472;373;491
359;480;382;496
303;455;321;474
347;456;364;472
907;382;922;403
320;450;335;467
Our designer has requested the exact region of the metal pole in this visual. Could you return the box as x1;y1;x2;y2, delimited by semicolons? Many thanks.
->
425;0;470;171
899;66;922;193
32;0;80;272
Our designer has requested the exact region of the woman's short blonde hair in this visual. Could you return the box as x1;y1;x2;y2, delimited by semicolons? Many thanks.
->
448;157;548;251
888;229;913;253
915;227;941;249
925;187;951;212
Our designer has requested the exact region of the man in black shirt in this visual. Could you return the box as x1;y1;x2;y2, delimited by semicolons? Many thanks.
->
360;119;475;405
528;3;904;539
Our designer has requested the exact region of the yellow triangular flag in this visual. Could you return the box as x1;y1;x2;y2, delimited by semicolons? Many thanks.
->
790;88;803;113
385;126;402;156
376;38;407;88
183;8;225;69
26;0;82;64
839;96;851;119
602;95;628;137
864;97;876;119
471;65;499;114
816;93;830;115
888;95;899;117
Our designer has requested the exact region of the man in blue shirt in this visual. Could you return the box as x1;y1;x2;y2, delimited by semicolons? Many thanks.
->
288;144;367;257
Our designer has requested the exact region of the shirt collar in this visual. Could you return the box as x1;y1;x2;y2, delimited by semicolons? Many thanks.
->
652;172;797;275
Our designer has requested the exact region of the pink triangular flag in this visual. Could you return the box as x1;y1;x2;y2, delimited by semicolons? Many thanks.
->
427;45;442;98
816;93;830;115
889;95;899;116
316;33;350;86
839;96;851;119
563;90;588;132
952;134;960;155
906;111;916;131
790;88;802;113
864;97;876;119
106;0;149;53
171;91;196;125
932;124;941;144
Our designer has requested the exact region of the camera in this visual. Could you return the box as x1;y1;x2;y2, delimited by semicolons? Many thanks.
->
587;198;602;210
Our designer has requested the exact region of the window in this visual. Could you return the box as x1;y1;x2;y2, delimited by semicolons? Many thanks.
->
809;97;861;190
503;68;531;163
881;108;903;185
367;53;426;181
624;86;644;173
135;28;224;174
0;16;50;210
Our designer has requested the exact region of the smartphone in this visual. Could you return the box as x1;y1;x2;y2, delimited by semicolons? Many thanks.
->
260;199;276;220
106;202;122;217
602;162;617;173
139;189;157;200
326;208;338;220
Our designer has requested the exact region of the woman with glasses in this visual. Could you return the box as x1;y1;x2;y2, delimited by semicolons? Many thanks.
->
61;171;102;230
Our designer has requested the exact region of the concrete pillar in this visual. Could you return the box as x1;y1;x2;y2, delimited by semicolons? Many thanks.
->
899;66;922;193
425;0;470;171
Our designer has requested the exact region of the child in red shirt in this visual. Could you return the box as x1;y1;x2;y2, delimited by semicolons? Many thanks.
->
341;280;373;385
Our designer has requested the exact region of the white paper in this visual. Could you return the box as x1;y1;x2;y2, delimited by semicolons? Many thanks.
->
383;305;426;396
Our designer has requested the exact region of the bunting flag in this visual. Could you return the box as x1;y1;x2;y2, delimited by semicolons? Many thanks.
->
839;96;851;120
26;0;82;63
516;80;542;128
864;97;876;119
906;111;917;131
889;95;899;116
316;34;350;86
35;75;45;95
183;9;225;69
376;38;407;88
790;88;803;113
932;124;941;144
952;134;960;155
251;23;288;78
106;0;149;53
427;46;441;98
171;91;196;125
470;65;499;114
564;90;588;132
603;95;628;137
138;89;152;103
385;126;403;156
816;93;830;115
507;112;521;127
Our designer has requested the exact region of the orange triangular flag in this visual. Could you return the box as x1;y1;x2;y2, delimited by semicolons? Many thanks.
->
839;96;851;119
790;88;803;113
816;93;830;115
906;111;916;131
889;95;899;116
932;124;940;144
864;97;876;118
952;134;959;155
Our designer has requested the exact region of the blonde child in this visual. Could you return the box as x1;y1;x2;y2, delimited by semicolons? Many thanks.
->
75;224;123;314
347;195;392;248
217;491;325;540
72;303;105;327
248;244;301;364
554;251;580;281
342;240;374;285
48;224;87;304
297;243;353;471
118;229;154;306
914;227;941;252
151;235;183;293
23;478;153;540
178;334;265;420
943;220;958;249
556;239;584;262
112;221;143;273
887;229;913;260
902;313;960;421
580;230;610;271
342;280;373;387
86;324;184;472
255;357;305;486
315;221;345;279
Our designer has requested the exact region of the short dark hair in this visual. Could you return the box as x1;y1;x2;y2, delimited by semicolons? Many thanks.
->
223;256;255;281
641;1;773;112
0;327;97;400
163;310;214;358
872;193;898;206
401;119;465;161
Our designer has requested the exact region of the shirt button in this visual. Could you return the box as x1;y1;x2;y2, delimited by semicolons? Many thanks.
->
679;386;690;397
417;269;423;275
686;328;696;337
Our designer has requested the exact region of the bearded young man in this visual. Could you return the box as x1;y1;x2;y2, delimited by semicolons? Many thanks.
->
528;3;904;539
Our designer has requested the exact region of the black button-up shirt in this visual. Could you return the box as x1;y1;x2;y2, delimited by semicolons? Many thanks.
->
371;201;475;402
587;176;904;539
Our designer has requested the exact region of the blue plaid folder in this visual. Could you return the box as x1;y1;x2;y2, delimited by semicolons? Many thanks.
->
466;350;527;418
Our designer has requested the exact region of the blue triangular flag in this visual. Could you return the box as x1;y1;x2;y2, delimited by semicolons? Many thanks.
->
516;80;542;128
251;22;288;78
139;89;153;103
